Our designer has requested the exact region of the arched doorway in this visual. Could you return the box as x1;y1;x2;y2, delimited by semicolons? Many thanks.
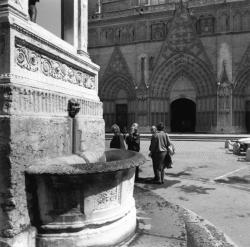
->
115;89;128;132
171;98;196;132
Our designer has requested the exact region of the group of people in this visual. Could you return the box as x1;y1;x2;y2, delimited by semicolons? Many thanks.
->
110;123;140;181
109;122;174;184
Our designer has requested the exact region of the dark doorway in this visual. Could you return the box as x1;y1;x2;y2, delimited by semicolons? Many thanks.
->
171;98;196;132
246;101;250;133
116;104;128;131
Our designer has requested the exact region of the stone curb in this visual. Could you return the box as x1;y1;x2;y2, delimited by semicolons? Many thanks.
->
134;185;239;247
174;204;238;247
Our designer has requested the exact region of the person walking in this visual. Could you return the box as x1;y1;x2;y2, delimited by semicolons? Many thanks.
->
151;122;171;184
125;123;140;181
149;125;158;181
110;124;126;149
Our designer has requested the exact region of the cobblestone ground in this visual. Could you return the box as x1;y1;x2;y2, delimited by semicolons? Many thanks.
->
106;139;250;247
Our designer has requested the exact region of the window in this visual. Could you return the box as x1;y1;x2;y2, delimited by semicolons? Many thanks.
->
141;57;146;84
151;0;166;5
131;0;149;7
219;14;229;32
233;13;241;32
242;12;250;31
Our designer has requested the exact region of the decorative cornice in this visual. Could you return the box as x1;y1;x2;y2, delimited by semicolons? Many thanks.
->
9;23;99;72
15;43;96;90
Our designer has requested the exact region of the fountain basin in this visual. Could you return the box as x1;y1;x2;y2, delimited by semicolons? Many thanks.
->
26;149;146;247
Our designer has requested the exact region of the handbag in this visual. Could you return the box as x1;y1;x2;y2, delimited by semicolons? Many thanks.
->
168;144;175;156
164;152;173;169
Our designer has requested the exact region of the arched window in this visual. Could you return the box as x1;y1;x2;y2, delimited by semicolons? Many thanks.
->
141;57;146;84
219;13;229;32
131;0;149;6
242;11;250;31
233;13;241;32
138;54;148;85
149;56;154;71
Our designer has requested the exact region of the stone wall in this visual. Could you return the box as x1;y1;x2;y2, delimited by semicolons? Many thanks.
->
89;1;250;132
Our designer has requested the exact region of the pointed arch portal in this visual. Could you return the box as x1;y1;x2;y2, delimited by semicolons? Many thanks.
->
171;98;196;132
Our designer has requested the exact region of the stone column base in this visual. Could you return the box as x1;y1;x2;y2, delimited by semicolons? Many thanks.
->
36;206;136;247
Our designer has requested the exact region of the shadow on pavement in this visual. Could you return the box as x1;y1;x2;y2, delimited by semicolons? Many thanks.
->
135;177;181;190
166;171;191;177
177;184;216;194
216;175;250;184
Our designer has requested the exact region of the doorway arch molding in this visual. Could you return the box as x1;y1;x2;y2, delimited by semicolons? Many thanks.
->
169;73;197;104
150;53;216;98
100;73;136;100
234;68;250;95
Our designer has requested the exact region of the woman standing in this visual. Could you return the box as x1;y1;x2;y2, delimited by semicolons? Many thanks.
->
149;125;157;181
110;124;126;149
125;123;140;181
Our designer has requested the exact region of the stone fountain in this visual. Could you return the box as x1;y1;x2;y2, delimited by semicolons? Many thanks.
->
0;1;145;246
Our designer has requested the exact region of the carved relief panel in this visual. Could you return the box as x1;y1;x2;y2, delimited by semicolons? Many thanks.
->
94;185;121;211
151;23;165;40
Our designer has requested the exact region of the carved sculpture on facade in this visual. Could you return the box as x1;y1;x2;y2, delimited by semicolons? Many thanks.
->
151;23;165;40
28;0;39;22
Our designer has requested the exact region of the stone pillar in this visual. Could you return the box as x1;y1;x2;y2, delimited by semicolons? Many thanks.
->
62;0;88;55
77;0;88;55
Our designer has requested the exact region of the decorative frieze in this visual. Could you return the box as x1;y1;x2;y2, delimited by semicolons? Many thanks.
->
0;85;103;116
15;44;96;90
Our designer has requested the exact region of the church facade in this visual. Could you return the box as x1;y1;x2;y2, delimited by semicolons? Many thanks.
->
88;0;250;133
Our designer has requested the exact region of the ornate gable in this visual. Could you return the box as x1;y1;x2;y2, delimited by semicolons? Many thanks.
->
154;1;212;69
102;46;134;85
235;43;250;79
100;46;136;100
234;42;250;92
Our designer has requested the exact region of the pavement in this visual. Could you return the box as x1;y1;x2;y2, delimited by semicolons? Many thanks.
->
106;137;250;247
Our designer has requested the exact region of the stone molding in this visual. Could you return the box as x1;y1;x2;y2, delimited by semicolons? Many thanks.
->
15;43;96;90
0;84;103;117
9;24;99;72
